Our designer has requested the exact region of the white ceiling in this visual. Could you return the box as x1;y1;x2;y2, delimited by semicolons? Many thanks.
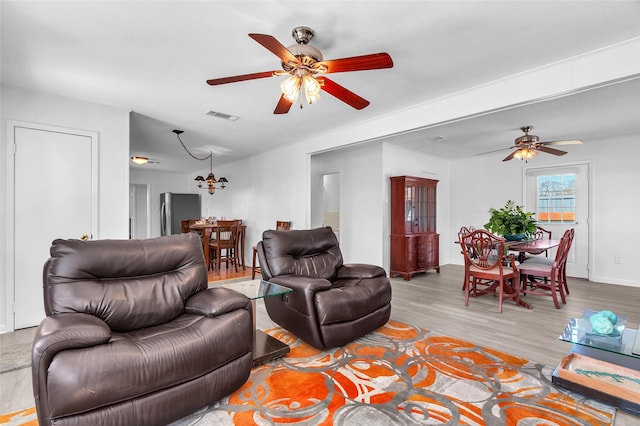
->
2;1;640;172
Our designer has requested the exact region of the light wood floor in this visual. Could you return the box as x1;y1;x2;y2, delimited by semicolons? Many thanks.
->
2;264;638;424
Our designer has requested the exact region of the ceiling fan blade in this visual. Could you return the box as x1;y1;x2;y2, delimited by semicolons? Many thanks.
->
248;33;300;66
274;94;293;115
476;146;515;156
206;71;278;86
316;52;393;74
317;76;370;110
537;145;568;156
502;151;517;161
540;139;583;146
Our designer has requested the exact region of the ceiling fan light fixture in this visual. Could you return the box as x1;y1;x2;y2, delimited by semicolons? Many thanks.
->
513;147;539;161
303;74;321;104
130;156;149;165
281;75;302;102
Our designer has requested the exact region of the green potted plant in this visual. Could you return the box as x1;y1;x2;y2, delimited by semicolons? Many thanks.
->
484;200;537;240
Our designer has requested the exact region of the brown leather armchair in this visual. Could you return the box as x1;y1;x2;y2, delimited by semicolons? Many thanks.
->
256;226;392;350
32;233;253;426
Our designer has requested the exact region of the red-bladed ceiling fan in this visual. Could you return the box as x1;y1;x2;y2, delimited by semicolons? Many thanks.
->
478;126;583;162
206;26;393;114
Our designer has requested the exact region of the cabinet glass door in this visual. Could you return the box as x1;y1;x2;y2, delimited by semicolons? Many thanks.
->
426;185;436;232
411;185;429;233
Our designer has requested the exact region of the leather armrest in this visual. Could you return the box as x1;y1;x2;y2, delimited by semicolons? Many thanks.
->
33;313;111;361
269;275;332;293
32;313;111;411
185;287;251;317
336;263;386;279
268;275;332;316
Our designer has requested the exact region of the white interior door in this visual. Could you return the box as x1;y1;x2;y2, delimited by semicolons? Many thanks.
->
14;124;97;329
525;163;589;278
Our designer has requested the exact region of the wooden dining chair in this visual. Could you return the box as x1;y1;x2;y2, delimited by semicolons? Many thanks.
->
180;219;199;234
523;226;553;260
208;224;240;273
518;228;573;308
252;221;291;279
460;229;520;313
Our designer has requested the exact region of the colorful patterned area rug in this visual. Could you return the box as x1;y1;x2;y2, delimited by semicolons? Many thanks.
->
1;320;615;425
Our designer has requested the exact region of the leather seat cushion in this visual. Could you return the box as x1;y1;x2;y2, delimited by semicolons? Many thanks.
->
46;311;250;418
314;276;392;325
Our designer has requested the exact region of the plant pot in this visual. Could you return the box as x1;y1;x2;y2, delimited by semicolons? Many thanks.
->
504;233;527;241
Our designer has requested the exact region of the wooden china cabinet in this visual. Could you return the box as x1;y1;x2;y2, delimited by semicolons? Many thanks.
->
390;176;439;280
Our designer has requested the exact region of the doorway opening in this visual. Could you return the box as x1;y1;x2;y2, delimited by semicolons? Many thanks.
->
322;173;340;241
129;183;150;239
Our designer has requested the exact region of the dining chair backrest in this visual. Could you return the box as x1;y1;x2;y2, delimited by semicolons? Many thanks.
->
534;226;552;241
276;221;291;231
461;229;507;271
558;228;574;268
544;228;572;268
217;219;242;226
180;219;199;234
527;225;553;257
457;226;475;242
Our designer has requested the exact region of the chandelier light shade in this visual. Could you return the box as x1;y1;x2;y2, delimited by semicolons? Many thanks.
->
280;75;301;102
303;74;321;104
513;147;539;161
280;73;322;105
173;130;228;195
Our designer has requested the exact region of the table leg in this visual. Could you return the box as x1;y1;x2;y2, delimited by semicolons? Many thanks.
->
250;299;289;366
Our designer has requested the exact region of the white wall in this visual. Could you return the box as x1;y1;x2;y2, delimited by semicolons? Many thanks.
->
1;85;130;331
310;143;385;265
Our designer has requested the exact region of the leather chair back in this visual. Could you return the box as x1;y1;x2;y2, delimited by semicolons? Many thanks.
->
259;226;343;281
43;233;207;332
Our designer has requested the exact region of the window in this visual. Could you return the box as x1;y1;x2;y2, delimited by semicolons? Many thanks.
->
536;174;576;223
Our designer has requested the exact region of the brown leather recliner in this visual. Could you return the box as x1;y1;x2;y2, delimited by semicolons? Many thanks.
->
32;233;253;426
256;226;392;350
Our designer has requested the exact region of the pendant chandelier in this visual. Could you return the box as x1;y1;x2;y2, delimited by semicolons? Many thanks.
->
172;130;228;195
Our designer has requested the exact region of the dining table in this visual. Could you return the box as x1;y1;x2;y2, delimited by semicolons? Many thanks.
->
188;223;247;271
505;239;561;263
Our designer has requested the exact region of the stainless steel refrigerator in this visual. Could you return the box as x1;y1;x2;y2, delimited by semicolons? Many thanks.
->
160;193;201;235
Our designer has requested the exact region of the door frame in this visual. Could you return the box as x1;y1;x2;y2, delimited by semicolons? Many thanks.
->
522;161;592;280
3;120;99;332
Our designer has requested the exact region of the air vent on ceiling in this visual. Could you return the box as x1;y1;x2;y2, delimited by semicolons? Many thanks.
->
205;110;239;121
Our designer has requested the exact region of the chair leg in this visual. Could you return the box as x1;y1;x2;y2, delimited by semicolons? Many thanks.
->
562;270;570;295
464;279;471;307
550;279;561;309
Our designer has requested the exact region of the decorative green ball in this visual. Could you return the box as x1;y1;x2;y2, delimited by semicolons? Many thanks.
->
590;313;614;335
598;310;618;325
